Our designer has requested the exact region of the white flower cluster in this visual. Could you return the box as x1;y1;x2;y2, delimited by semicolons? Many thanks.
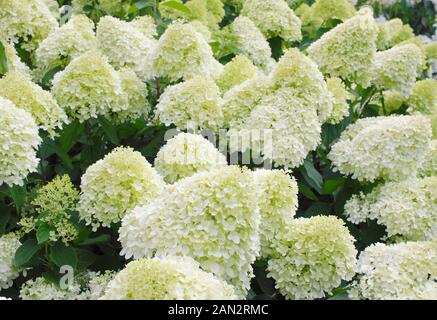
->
96;16;157;81
34;15;97;80
119;166;260;296
349;241;437;300
267;216;357;300
78;147;164;230
329;115;432;182
0;233;22;290
0;0;58;52
154;133;227;183
241;0;302;42
0;71;68;138
0;97;41;187
101;256;237;300
1;41;30;75
253;169;298;257
345;176;437;241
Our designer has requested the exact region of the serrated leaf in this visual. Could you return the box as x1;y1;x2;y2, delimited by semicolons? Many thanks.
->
298;183;319;201
49;242;77;270
59;120;84;153
9;185;27;212
323;178;345;194
15;239;40;268
302;160;323;193
160;1;192;14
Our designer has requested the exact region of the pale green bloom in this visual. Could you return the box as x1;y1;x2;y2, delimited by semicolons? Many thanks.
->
102;256;237;300
407;79;437;115
241;0;302;42
155;76;223;130
216;55;258;92
96;16;157;81
345;176;437;241
253;169;298;258
119;166;260;296
271;48;332;122
0;233;22;290
0;97;41;186
34;15;98;80
52;50;127;122
381;90;405;113
20;175;80;244
329;115;432;182
0;71;68;137
78;147;165;230
420;140;437;177
268;216;357;300
376;18;414;50
325;78;351;124
372;44;425;96
111;68;150;124
154;133;227;183
151;22;219;81
221;75;272;128
230;16;275;72
349;241;437;300
307;8;378;87
299;0;356;32
0;0;58;52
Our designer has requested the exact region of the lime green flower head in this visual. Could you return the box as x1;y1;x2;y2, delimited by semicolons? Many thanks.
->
156;76;223;130
0;0;58;52
102;256;237;300
424;42;437;62
372;44;425;97
151;22;218;81
253;169;298;258
0;97;41;186
420;140;437;177
52;50;127;122
349;241;437;300
0;233;22;290
325;77;351;124
407;79;437;115
268;216;357;300
110;68;150;124
35;15;98;80
377;19;414;50
329;115;432;182
307;8;378;87
0;71;68;138
119;166;260;296
241;0;302;42
230;16;275;72
345;176;437;241
381;90;406;114
78;147;165;230
271;48;332;122
154;133;227;183
22;175;80;244
216;55;258;92
96;16;157;81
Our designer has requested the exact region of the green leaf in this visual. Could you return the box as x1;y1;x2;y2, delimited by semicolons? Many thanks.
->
304;202;332;217
59;121;84;153
0;41;8;76
135;0;153;9
0;205;11;236
9;185;27;212
302;160;323;193
45;140;74;170
41;65;63;88
78;234;111;246
99;117;120;145
76;248;97;270
323;178;345;194
36;224;51;244
49;242;78;270
160;1;192;14
15;239;40;268
298;183;319;201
